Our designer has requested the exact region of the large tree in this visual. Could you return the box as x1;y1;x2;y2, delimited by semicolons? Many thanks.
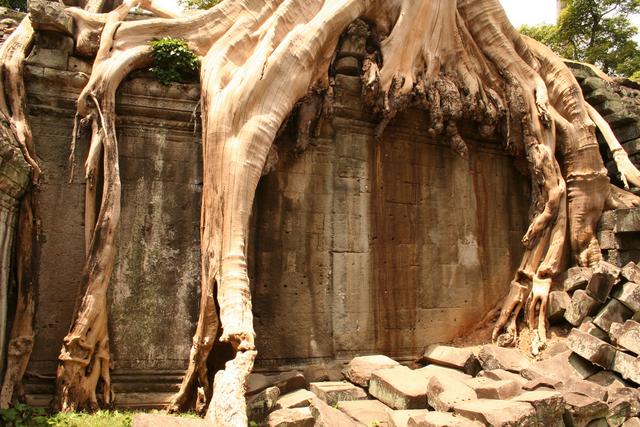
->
521;0;640;77
2;0;640;425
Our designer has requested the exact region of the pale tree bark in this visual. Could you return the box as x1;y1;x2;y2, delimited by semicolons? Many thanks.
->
2;0;640;422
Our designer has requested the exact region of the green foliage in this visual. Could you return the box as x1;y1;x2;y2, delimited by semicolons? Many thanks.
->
0;403;48;427
0;0;27;12
149;37;200;85
181;0;221;10
47;410;132;427
519;0;640;77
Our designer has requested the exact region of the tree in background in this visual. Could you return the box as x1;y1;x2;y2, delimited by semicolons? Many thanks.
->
520;0;640;78
0;0;27;12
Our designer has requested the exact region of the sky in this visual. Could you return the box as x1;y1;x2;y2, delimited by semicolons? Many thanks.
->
499;0;558;27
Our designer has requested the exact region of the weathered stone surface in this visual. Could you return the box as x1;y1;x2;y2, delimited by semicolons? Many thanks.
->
407;412;483;427
342;355;400;387
614;282;640;312
275;389;317;410
464;377;520;399
477;344;531;373
426;374;477;412
29;0;73;35
309;397;363;427
621;263;640;284
420;345;480;376
567;328;617;369
579;321;611;342
563;392;609;427
586;261;621;303
337;400;392;426
608;399;632;427
132;414;208;427
523;377;562;391
548;291;572;324
564;267;594;293
415;365;472;383
248;371;308;397
563;378;608;401
593;300;634;334
588;371;628;390
624;418;640;427
304;363;343;383
267;407;315;427
369;366;429;410
334;57;360;76
523;351;599;382
566;290;602;326
453;399;536;426
612;351;640;385
25;47;68;70
609;388;640;417
512;390;565;427
614;321;640;355
247;386;281;424
389;410;431;427
310;381;366;406
478;369;527;387
615;208;640;233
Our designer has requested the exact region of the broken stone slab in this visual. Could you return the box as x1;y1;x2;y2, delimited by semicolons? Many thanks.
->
614;320;640;355
426;374;477;412
608;398;633;427
593;300;634;334
309;397;364;427
523;377;562;391
337;400;392;426
247;386;281;424
453;399;537;426
247;371;308;397
414;365;472;383
614;282;640;312
419;345;481;376
522;351;599;382
478;368;527;387
609;388;640;417
579;320;610;342
303;362;343;383
275;389;317;410
548;290;572;324
567;328;617;369
512;390;565;427
621;263;640;284
562;378;608;401
477;344;531;373
564;267;594;292
309;381;367;407
132;414;208;427
464;377;521;400
566;290;602;326
29;0;73;35
563;391;609;427
342;355;400;387
588;371;628;390
625;418;640;427
266;407;315;427
586;261;621;303
369;366;429;410
612;351;640;385
388;410;431;427
407;411;483;427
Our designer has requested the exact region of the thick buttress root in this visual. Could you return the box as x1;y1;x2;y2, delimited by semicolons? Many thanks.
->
2;0;635;419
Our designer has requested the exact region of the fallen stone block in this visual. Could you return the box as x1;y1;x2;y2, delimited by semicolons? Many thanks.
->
586;261;621;303
369;366;429;410
248;371;308;397
478;368;527;387
608;388;640;417
342;355;400;387
310;381;366;407
29;0;73;35
608;398;633;427
388;410;431;427
578;320;610;342
562;392;609;427
562;378;608;401
523;377;562;391
477;344;531;373
464;377;520;400
414;365;472;383
453;399;536;426
593;300;634;334
567;328;617;369
337;400;392;426
612;352;640;385
247;386;281;424
548;290;572;324
621;263;640;284
614;320;640;355
419;345;480;376
624;418;640;427
275;389;317;410
304;362;343;383
266;407;315;427
407;411;483;427
426;374;477;412
587;371;628;390
566;290;602;326
614;282;640;313
563;267;594;293
309;397;363;427
132;414;208;427
512;390;565;427
523;351;599;382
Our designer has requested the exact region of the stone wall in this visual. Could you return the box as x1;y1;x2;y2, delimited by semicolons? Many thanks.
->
17;32;530;406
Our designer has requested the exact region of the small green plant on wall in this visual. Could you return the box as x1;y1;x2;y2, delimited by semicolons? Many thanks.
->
0;403;48;427
149;37;200;85
181;0;221;10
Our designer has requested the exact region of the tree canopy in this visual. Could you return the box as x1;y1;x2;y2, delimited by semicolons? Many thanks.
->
520;0;640;78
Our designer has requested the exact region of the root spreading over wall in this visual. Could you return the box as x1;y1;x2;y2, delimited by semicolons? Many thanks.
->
2;0;640;424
